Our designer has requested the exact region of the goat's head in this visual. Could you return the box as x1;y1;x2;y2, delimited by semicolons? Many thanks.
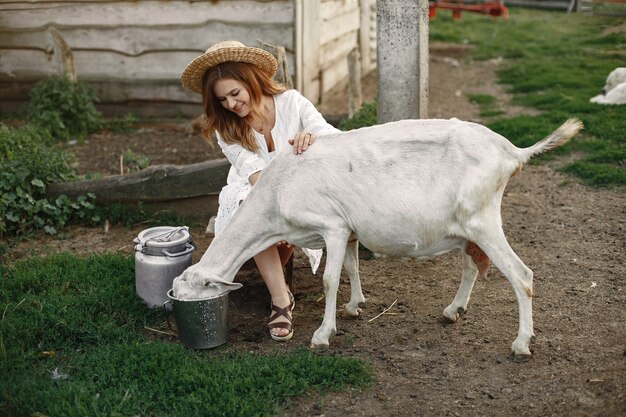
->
172;264;242;300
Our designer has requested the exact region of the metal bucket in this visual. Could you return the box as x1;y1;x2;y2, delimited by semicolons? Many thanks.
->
134;226;195;308
165;289;229;349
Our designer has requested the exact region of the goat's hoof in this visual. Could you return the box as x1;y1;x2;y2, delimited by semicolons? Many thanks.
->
509;351;532;363
442;305;465;323
310;343;330;351
343;306;362;318
510;340;532;362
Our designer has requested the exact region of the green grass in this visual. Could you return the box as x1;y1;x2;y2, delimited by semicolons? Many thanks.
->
0;253;371;417
431;8;626;188
467;94;506;118
343;9;625;188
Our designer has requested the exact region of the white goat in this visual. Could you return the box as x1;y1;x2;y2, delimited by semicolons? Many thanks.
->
590;67;626;105
173;118;583;359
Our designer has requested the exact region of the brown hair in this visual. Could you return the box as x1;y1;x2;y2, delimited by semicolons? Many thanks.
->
201;61;285;152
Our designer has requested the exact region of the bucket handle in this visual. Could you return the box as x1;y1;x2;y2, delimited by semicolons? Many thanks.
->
163;300;178;335
163;242;195;258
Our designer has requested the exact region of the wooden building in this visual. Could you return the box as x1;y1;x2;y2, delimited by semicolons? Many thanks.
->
0;0;377;116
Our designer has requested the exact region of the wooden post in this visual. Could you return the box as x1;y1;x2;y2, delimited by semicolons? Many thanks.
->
50;28;77;82
358;0;375;75
348;48;363;117
294;0;321;103
257;40;294;89
376;0;429;123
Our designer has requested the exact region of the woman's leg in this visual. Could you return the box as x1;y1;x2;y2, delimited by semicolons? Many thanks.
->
277;242;295;267
254;245;295;339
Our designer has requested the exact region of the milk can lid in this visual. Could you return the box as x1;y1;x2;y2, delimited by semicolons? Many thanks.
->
134;226;190;250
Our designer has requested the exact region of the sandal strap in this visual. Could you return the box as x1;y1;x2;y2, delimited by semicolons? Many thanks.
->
267;291;295;338
268;302;294;323
268;321;292;331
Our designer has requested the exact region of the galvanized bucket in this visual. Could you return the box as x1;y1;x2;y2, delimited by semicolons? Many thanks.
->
133;226;195;309
165;289;229;349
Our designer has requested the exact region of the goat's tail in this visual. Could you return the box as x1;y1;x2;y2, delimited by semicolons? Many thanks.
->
519;118;583;163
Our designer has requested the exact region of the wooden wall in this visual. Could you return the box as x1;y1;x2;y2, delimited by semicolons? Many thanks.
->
0;0;377;116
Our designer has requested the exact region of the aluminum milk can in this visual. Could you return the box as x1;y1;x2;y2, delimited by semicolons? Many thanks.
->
134;226;195;308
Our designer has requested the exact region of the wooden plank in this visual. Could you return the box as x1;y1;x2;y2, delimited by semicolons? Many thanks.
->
0;24;294;56
320;6;360;45
347;48;362;117
1;78;200;103
319;30;358;69
45;159;231;203
0;1;294;28
320;55;349;96
358;0;376;74
320;0;359;20
0;0;277;5
298;0;320;103
0;49;295;82
257;40;293;89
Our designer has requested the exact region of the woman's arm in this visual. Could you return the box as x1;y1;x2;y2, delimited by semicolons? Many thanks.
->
217;133;267;183
298;93;340;135
290;91;341;154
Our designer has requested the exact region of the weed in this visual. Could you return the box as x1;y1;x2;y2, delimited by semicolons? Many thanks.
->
338;101;376;131
121;149;151;173
25;75;102;142
104;113;138;133
0;124;97;237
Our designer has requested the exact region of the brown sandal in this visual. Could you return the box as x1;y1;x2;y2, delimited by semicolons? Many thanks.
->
268;292;295;342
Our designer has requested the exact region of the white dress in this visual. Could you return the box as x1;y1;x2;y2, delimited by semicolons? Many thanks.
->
213;89;340;273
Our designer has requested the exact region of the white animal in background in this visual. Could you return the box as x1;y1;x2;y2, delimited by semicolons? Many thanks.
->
173;117;583;360
590;67;626;105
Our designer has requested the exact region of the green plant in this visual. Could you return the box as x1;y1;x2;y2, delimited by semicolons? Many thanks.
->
122;149;150;173
339;101;377;130
104;113;138;133
0;123;97;237
25;75;102;141
0;253;372;416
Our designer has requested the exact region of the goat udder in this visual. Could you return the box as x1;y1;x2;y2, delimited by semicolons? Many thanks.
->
466;241;490;278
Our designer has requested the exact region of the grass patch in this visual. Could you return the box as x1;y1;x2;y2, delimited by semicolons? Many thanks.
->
467;94;505;118
343;9;625;187
0;253;372;416
430;8;626;187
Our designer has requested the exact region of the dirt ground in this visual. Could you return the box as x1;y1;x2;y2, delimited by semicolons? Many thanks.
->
6;44;625;416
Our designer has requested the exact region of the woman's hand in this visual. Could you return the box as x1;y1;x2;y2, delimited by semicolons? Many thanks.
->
276;240;292;248
288;132;316;155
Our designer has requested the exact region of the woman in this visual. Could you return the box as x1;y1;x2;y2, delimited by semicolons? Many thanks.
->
180;41;339;341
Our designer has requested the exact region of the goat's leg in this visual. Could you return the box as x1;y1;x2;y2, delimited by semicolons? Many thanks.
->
311;233;350;349
343;239;365;317
443;242;481;322
470;225;534;359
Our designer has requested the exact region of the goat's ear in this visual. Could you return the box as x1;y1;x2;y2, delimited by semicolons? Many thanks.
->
209;282;243;295
201;276;243;291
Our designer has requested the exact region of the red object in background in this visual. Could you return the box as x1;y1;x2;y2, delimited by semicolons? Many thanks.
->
429;0;509;20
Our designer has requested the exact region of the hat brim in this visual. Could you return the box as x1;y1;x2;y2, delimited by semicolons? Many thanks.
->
180;46;278;93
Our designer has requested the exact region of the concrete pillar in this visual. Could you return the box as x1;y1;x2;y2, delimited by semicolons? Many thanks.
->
376;0;429;123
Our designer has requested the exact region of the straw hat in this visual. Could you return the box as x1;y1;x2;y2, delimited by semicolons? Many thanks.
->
180;40;278;94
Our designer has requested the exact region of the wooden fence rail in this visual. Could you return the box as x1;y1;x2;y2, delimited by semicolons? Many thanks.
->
45;159;231;218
